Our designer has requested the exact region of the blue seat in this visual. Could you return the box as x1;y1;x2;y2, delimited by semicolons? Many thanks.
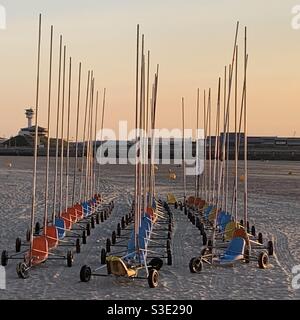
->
55;217;66;240
82;202;90;217
204;205;213;219
219;214;232;233
218;237;245;264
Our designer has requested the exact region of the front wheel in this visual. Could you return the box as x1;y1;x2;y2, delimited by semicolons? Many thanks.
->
16;262;29;279
1;250;8;267
189;257;203;273
80;265;92;282
267;240;274;256
101;248;107;265
67;251;73;267
258;251;269;269
148;269;159;288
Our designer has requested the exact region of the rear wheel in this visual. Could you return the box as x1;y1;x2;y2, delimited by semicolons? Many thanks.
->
35;222;41;235
26;229;31;242
189;257;203;273
16;262;29;279
148;269;159;288
149;258;163;271
244;247;250;263
251;225;256;237
112;231;117;245
166;240;171;251
86;223;91;236
76;239;81;254
121;217;126;229
67;251;73;267
106;238;111;253
167;251;172;266
80;265;92;282
267;240;274;256
82;231;87;244
96;213;100;224
258;251;269;269
202;232;207;246
117;223;121;237
258;232;263;244
101;248;107;265
100;212;104;223
16;238;22;253
1;250;8;266
91;216;95;229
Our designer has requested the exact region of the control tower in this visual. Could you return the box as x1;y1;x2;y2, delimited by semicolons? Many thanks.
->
25;108;34;128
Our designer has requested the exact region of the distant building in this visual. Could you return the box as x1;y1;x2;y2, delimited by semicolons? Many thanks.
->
18;108;47;137
0;137;7;144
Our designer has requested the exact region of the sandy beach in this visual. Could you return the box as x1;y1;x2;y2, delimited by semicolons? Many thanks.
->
0;156;299;300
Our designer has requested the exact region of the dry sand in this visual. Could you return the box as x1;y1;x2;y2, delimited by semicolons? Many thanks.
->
0;156;299;300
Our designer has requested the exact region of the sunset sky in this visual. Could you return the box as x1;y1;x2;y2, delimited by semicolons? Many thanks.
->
0;0;300;139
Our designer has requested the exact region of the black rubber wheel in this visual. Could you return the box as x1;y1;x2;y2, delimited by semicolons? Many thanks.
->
149;257;163;271
199;223;205;236
258;232;263;244
246;221;250;233
26;229;31;242
240;219;244;227
191;215;196;225
121;217;126;229
16;238;22;253
125;214;129;225
189;257;203;273
67;251;73;267
167;251;172;266
112;231;117;245
1;250;8;266
16;262;29;279
106;238;111;253
86;223;91;236
80;265;92;282
196;217;200;229
166;240;171;251
174;202;178;209
100;212;104;223
82;231;87;244
202;232;207;246
101;248;107;265
184;207;187;215
35;222;41;235
207;240;213;249
117;223;121;237
104;211;107;220
91;216;95;229
258;251;269;269
244;247;250;263
148;269;159;288
251;225;256;237
76;238;81;254
267;240;274;256
168;223;172;233
167;231;171;240
179;202;183;211
96;213;100;224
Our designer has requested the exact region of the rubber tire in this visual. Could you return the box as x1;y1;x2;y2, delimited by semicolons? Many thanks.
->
16;262;29;279
167;251;172;266
101;248;107;265
189;257;197;273
251;225;256;237
149;258;163;271
202;232;207;246
246;221;250;234
117;223;121;237
168;223;172;233
82;231;87;244
100;212;104;223
96;213;100;224
106;238;111;253
67;251;73;267
258;232;263;244
148;269;159;288
112;231;117;245
167;232;172;240
1;250;8;267
267;240;274;256
190;257;203;273
80;265;92;282
26;229;31;242
196;217;200;229
240;219;244;227
104;211;107;220
184;207;188;215
35;222;41;235
16;238;22;253
76;238;81;254
258;251;269;269
174;202;178;209
125;214;129;225
91;216;95;229
86;223;91;236
121;217;126;229
199;223;205;236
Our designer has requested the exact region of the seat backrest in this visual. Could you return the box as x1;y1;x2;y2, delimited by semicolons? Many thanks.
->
225;237;245;256
108;257;128;276
55;217;66;239
232;228;250;246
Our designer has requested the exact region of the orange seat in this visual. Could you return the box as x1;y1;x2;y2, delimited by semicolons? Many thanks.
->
187;196;195;207
232;228;250;247
28;236;49;266
194;197;202;206
74;204;83;220
61;212;73;230
197;200;206;209
67;207;78;223
146;207;157;223
44;226;59;249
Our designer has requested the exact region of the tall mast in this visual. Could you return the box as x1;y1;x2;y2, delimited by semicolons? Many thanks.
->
182;98;186;206
244;27;248;226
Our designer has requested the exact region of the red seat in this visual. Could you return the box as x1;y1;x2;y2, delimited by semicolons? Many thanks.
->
27;236;49;266
67;207;78;223
74;204;83;220
44;226;59;249
61;212;73;230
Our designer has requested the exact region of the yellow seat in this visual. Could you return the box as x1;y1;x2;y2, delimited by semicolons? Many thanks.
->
167;193;177;205
106;256;137;278
225;221;240;241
